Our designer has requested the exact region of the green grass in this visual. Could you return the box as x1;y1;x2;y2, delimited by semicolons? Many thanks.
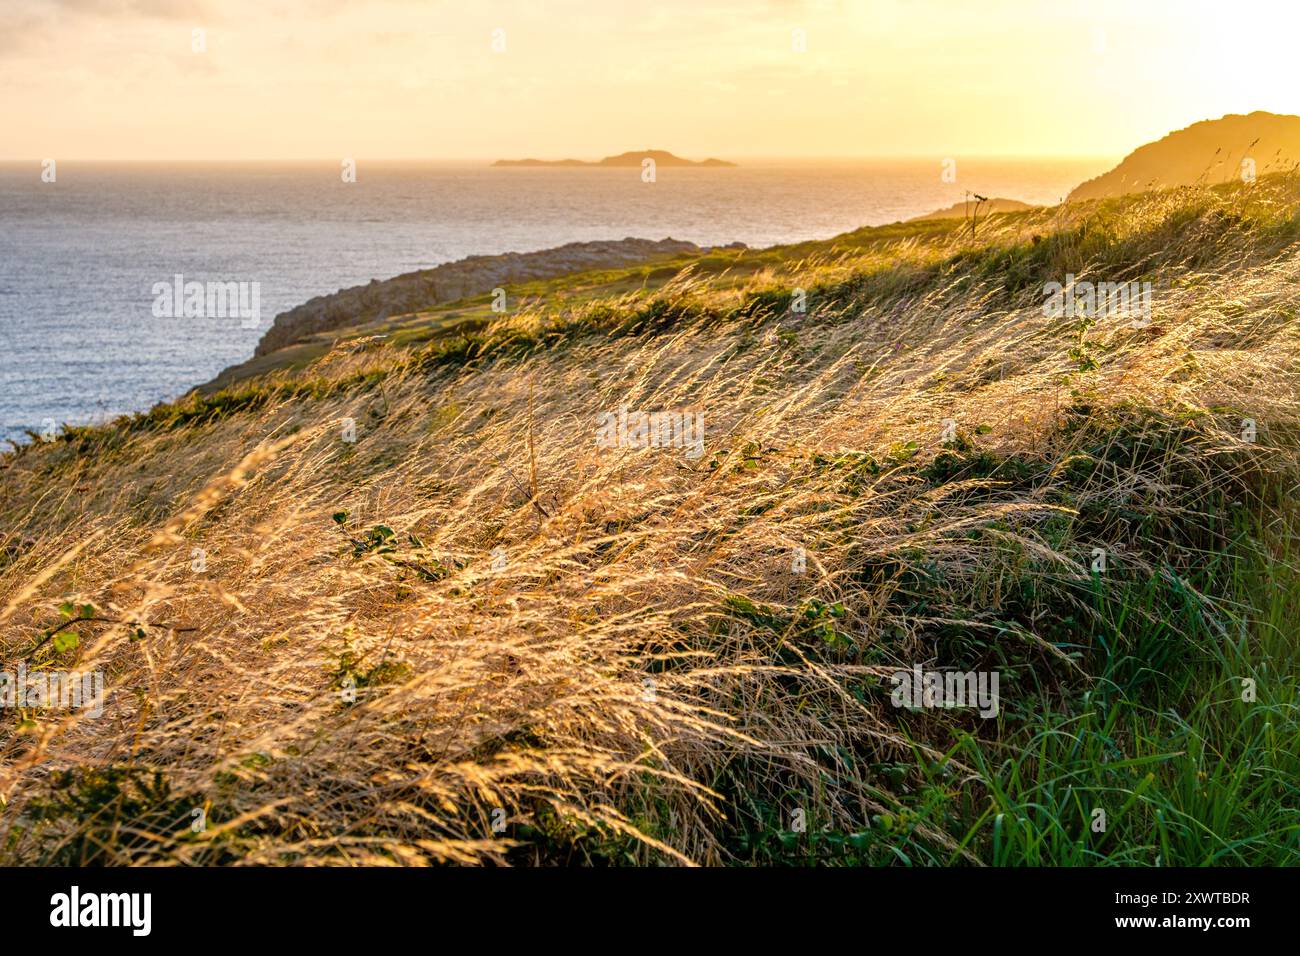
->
732;506;1300;865
948;510;1300;866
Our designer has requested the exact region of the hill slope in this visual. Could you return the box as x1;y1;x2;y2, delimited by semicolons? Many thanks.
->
3;175;1300;866
1069;111;1300;201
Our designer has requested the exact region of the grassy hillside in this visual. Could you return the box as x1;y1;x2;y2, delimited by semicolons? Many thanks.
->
3;175;1300;866
1069;111;1300;201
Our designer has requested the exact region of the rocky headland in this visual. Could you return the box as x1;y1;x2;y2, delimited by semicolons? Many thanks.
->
251;236;712;359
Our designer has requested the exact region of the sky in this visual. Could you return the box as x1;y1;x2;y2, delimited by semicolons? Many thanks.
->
3;0;1300;160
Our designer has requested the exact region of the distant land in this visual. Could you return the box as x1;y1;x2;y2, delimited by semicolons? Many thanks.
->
905;113;1300;217
909;197;1037;221
493;149;735;168
1069;111;1300;201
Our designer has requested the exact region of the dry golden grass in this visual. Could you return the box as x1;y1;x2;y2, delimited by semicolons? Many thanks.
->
2;178;1299;865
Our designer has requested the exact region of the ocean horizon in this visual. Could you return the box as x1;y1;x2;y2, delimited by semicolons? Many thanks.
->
0;156;1110;444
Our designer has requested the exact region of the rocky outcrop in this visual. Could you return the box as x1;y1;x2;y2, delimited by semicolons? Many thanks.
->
253;237;707;357
909;197;1036;221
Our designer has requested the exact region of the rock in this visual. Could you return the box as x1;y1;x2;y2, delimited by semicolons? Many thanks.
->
252;237;703;357
909;198;1037;221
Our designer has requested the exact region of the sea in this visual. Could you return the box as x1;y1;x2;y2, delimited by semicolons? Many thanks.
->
0;157;1111;445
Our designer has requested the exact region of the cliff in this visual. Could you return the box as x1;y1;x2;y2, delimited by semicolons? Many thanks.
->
252;237;705;358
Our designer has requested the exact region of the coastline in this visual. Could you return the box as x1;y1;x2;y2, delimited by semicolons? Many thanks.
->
202;236;743;392
2;158;1106;447
211;191;1047;395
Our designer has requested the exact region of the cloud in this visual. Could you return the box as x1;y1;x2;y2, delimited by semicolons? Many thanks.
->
0;0;215;56
41;0;214;17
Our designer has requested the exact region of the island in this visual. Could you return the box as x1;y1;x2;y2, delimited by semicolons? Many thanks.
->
493;149;735;168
